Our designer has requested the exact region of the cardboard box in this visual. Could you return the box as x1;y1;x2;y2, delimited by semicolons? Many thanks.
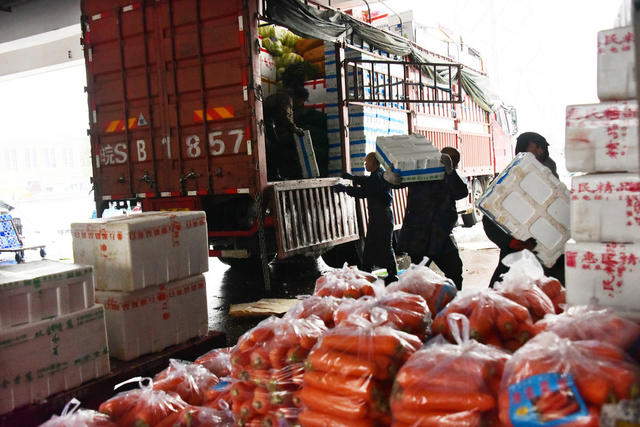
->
94;274;208;361
0;260;94;330
598;26;635;101
0;305;109;414
571;173;640;242
295;130;320;179
565;101;638;172
376;134;445;183
565;241;640;321
478;153;570;268
71;211;208;292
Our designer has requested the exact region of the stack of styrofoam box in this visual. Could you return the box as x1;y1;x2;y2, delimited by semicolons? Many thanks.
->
376;134;445;183
564;25;640;320
0;260;109;414
324;41;408;176
71;211;209;361
477;153;571;270
259;37;277;97
295;130;320;178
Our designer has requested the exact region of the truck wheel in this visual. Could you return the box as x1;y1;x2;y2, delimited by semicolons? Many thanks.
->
461;179;485;227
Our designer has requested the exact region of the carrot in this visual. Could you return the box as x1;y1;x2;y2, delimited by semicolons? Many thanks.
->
541;401;580;422
268;344;288;369
496;311;518;339
535;390;568;413
574;376;612;405
252;388;271;414
469;306;493;341
298;409;372;427
117;406;139;426
299;385;369;419
307;349;377;378
432;315;447;335
237;400;256;420
287;345;308;364
260;413;279;427
250;348;270;369
393;387;495;412
154;410;181;427
300;335;318;350
99;390;141;418
322;333;420;357
392;409;483;426
394;371;482;392
577;341;626;361
303;370;374;399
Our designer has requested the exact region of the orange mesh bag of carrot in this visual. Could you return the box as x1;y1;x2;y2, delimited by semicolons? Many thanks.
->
283;295;342;328
313;264;383;299
230;316;327;426
432;289;536;352
333;290;432;340
386;257;457;315
498;332;640;426
391;314;510;426
494;250;556;322
299;316;422;426
98;377;188;427
533;305;640;362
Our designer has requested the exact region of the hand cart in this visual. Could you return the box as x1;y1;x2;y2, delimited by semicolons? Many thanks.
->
0;213;46;263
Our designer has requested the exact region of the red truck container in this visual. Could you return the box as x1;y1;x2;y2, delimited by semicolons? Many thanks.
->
81;0;515;286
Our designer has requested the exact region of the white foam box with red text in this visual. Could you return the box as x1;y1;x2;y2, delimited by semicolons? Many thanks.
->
71;211;208;292
94;274;208;361
565;241;640;321
565;101;638;172
0;260;95;330
571;173;640;242
0;305;109;414
598;26;635;101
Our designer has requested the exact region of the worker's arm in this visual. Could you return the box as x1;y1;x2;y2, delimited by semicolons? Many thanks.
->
445;171;469;201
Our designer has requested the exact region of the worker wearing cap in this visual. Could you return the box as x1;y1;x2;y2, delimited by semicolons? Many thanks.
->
483;131;564;287
333;152;398;284
395;146;468;290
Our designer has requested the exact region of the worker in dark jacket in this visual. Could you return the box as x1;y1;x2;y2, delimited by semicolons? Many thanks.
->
333;152;398;284
483;131;564;287
396;147;468;290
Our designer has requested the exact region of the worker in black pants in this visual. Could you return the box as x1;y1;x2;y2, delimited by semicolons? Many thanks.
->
333;152;398;284
394;147;468;290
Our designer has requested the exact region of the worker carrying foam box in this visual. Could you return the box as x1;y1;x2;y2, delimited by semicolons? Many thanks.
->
478;152;570;271
375;134;445;184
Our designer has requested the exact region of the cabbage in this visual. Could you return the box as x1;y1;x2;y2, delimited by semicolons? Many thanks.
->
281;31;301;48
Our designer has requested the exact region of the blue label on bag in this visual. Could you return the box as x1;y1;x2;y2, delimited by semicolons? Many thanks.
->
509;373;588;426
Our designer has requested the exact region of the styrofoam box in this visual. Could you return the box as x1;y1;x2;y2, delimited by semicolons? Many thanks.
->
571;173;640;242
376;134;445;183
95;274;208;361
0;305;109;414
0;260;94;330
598;26;635;101
565;241;640;321
304;79;326;105
259;41;276;82
295;130;320;179
71;211;208;292
478;153;571;268
565;101;638;172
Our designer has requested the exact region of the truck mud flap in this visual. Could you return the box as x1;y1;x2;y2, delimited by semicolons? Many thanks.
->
270;178;359;258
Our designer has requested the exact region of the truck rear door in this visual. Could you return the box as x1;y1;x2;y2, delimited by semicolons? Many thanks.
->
82;0;260;202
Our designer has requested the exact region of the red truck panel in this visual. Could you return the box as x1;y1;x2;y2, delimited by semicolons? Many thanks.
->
82;0;258;201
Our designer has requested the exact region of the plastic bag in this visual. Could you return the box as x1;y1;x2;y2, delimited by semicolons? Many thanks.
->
495;250;556;321
171;404;234;427
386;257;457;315
334;291;432;340
391;314;510;426
534;305;640;361
40;398;117;427
499;250;565;313
194;346;233;378
433;289;535;352
313;264;382;299
230;316;327;425
498;332;640;426
299;316;422;426
283;296;342;328
152;359;220;406
98;377;188;426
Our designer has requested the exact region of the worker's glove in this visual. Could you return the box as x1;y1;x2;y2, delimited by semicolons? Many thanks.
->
383;169;402;186
440;153;454;175
341;172;354;180
509;237;537;251
332;184;347;193
294;127;305;136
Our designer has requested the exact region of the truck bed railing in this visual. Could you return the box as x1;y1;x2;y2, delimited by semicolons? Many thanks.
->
270;178;360;258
